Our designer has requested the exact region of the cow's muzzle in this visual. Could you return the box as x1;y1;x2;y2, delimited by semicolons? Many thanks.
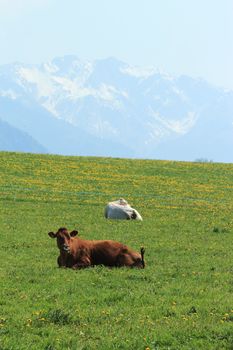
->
62;244;71;253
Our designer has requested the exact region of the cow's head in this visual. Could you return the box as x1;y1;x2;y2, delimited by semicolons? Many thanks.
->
48;227;78;253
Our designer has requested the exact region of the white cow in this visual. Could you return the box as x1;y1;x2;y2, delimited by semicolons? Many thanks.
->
104;198;143;221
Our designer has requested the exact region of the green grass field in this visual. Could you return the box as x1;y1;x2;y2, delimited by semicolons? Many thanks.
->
0;151;233;350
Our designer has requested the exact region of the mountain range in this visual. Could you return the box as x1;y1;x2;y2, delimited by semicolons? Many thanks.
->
0;55;232;162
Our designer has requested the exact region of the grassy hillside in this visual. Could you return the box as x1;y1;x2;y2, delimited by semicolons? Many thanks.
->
0;151;233;350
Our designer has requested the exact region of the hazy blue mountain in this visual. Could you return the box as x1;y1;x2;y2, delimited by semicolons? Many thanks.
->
0;95;134;157
0;56;232;162
0;119;47;153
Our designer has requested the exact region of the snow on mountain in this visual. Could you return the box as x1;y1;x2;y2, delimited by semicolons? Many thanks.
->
0;55;232;162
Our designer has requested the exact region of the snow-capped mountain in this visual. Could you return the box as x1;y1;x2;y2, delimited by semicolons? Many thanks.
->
0;55;233;162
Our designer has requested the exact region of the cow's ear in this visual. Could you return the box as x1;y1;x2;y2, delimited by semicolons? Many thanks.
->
70;230;78;237
48;231;57;238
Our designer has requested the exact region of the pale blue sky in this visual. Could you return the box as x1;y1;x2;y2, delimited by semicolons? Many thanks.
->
0;0;232;89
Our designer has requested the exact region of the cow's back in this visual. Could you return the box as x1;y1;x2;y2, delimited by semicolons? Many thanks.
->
90;240;126;266
104;201;143;221
104;203;131;220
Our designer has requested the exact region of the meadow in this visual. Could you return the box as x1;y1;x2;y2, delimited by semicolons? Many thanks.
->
0;151;233;350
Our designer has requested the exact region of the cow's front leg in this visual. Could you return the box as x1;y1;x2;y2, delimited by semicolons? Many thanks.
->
57;254;69;268
57;255;64;267
72;263;89;269
72;256;91;269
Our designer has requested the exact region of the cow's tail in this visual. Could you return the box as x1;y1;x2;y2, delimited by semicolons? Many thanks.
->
140;247;145;268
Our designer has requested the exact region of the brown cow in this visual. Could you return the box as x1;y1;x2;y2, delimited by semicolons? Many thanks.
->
48;227;145;269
